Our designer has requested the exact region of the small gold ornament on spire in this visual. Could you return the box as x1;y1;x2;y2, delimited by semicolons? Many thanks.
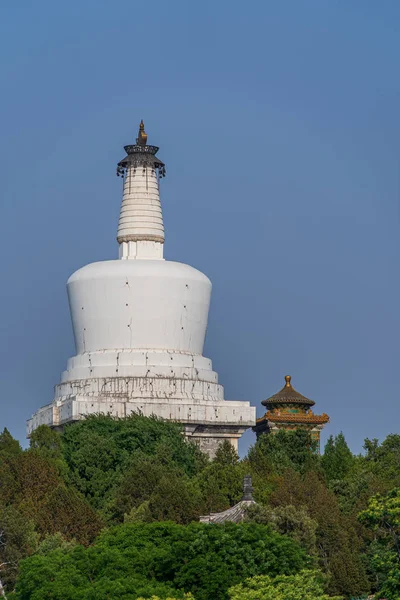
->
136;120;148;146
285;375;292;388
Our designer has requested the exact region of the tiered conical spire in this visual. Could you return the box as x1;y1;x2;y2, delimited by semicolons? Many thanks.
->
117;121;166;259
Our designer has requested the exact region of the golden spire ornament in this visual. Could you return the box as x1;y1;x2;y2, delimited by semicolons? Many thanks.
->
136;120;148;146
285;375;292;387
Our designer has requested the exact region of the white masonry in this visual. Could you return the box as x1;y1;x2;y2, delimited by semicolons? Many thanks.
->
27;121;255;457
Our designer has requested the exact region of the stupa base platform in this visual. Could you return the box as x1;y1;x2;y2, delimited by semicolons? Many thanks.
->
27;393;255;458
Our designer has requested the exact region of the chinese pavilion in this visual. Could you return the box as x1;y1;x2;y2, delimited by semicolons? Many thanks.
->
253;375;329;448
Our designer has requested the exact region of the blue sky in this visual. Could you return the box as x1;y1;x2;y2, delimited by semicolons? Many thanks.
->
0;0;399;455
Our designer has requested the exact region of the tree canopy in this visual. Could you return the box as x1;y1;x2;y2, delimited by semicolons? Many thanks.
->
15;522;307;600
0;418;399;598
227;570;343;600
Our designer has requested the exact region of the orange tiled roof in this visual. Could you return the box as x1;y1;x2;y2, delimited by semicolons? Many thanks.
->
257;410;329;425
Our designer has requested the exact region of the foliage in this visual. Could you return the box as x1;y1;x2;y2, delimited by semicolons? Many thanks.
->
15;548;191;600
34;484;103;544
0;446;100;544
29;425;63;461
329;469;388;515
270;469;369;597
363;435;400;485
359;488;400;599
227;569;343;600
124;501;153;523
214;440;240;466
15;521;308;600
35;532;77;555
10;450;61;509
196;460;244;514
116;453;203;524
247;430;320;476
195;441;244;514
0;428;22;457
6;416;400;599
137;596;195;600
61;414;206;512
0;448;62;516
321;433;355;483
359;488;400;540
29;425;68;478
0;507;38;592
244;503;318;556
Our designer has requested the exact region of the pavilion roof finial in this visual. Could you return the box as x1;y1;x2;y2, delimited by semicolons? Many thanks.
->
136;119;148;146
285;375;292;388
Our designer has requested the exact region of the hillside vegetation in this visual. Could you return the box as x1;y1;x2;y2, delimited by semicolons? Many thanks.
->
0;415;399;599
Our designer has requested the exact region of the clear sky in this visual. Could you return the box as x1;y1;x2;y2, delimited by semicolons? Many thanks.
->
0;0;399;455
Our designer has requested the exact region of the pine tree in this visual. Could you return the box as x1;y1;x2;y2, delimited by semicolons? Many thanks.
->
0;428;21;457
321;433;354;483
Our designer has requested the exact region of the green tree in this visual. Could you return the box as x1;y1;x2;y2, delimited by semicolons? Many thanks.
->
359;487;400;599
247;430;320;477
1;450;61;524
35;484;103;545
61;414;206;513
35;532;77;555
321;433;354;483
363;435;400;485
29;426;63;460
0;429;23;508
124;501;153;523
214;440;239;466
14;521;308;600
324;433;400;518
0;458;19;508
0;506;38;593
329;469;389;515
270;469;369;597
244;503;318;557
29;426;69;481
115;453;203;524
15;546;190;600
137;596;194;600
147;473;202;524
115;453;168;517
196;460;244;514
228;569;343;600
0;429;21;458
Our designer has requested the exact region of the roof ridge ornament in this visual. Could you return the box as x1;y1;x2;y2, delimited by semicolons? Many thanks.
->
285;375;292;388
242;475;254;501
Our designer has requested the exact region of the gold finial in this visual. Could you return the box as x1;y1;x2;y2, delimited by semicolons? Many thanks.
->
136;120;148;146
285;375;292;387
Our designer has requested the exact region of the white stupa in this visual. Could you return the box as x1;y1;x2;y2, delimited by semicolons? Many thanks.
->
27;121;255;456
